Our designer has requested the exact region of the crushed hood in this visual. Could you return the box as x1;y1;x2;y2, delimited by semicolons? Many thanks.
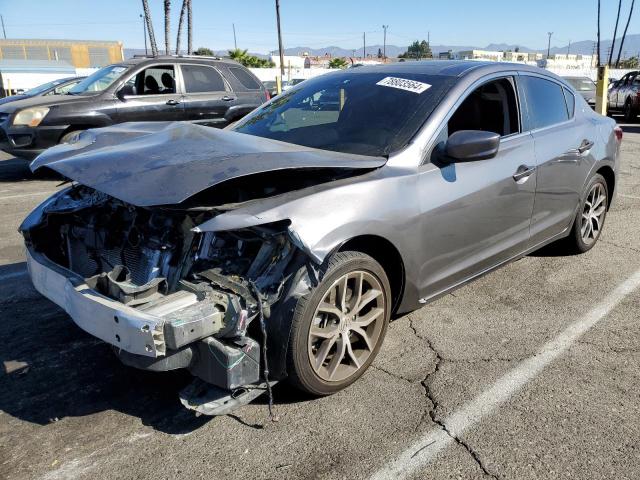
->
31;122;386;207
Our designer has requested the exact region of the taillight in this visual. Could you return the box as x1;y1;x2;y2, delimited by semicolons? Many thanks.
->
264;89;271;101
614;126;623;142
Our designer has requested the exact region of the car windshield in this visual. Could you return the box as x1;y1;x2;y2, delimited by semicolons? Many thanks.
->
68;65;128;94
233;70;454;156
24;79;67;96
565;77;596;91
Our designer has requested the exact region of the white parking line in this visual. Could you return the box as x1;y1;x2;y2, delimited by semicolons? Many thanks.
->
619;194;640;200
0;191;52;200
0;270;28;281
370;268;640;480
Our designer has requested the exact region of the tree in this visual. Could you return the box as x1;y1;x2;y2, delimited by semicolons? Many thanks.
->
227;48;275;67
328;57;349;69
194;47;214;56
141;0;158;56
176;0;189;54
597;0;601;66
377;48;383;59
615;0;635;67
187;0;193;54
609;0;623;65
164;0;171;55
228;48;249;63
399;40;433;60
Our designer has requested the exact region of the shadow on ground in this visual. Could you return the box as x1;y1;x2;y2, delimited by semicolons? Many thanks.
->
0;263;307;435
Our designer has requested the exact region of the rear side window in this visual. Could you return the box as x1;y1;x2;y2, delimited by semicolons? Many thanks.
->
228;66;261;90
563;88;575;117
520;76;569;130
181;65;226;93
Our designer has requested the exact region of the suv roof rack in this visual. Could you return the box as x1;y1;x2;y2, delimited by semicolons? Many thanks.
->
131;54;224;60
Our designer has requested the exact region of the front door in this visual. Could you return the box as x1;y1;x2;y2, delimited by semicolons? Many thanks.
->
115;64;184;123
416;76;536;299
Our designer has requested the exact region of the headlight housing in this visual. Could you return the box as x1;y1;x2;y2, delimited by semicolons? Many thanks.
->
13;107;50;127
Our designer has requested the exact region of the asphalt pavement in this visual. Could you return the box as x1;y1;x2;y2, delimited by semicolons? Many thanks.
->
1;122;639;480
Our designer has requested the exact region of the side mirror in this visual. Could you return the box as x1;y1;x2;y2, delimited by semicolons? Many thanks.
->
117;84;135;100
445;130;500;162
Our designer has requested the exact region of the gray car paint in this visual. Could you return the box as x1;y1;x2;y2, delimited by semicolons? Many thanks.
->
29;61;620;315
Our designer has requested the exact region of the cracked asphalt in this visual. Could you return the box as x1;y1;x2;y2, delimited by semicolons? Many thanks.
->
1;120;640;480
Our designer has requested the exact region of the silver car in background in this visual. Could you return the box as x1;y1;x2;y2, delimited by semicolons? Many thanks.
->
20;61;621;414
562;75;597;109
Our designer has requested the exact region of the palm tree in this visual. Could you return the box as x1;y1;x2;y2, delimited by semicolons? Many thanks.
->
176;0;189;54
141;0;158;56
615;0;636;67
609;0;623;65
164;0;171;55
187;0;193;55
228;48;250;63
597;0;601;66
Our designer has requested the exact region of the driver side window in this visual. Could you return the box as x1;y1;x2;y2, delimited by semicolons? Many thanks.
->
120;65;176;96
427;77;520;164
448;77;520;137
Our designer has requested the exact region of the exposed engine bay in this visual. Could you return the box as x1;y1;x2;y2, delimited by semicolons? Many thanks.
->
22;184;313;415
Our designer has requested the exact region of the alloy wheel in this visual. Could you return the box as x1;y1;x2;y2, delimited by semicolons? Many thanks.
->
581;182;607;245
307;270;386;383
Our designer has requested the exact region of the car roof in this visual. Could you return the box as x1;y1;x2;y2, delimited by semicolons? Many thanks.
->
119;55;242;68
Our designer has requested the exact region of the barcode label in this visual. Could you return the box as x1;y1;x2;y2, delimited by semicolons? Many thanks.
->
376;76;431;94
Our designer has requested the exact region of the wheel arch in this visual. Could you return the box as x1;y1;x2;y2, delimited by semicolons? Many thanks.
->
596;164;615;209
336;234;406;315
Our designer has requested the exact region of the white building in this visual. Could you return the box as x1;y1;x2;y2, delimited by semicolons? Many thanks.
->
456;50;504;62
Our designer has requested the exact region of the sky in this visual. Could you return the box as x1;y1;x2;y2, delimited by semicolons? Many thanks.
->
0;0;637;53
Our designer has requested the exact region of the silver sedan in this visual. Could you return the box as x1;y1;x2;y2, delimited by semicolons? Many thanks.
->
21;61;621;414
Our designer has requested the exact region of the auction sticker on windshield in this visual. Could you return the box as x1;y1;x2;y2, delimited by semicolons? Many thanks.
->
376;77;431;94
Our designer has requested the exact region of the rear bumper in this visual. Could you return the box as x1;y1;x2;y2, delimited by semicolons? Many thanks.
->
26;248;166;357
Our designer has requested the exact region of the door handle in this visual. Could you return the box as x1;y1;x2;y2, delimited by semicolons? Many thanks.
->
513;165;536;182
577;139;594;154
222;95;236;101
166;99;180;106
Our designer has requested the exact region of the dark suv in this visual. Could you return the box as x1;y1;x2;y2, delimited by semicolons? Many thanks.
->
0;56;269;160
607;70;640;121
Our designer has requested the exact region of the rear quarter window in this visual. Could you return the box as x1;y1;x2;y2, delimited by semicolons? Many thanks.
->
228;66;262;90
520;76;569;130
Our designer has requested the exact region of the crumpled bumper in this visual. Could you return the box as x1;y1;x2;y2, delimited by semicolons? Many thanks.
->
26;248;166;358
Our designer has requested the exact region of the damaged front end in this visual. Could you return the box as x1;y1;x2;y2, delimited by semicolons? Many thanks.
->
20;184;312;415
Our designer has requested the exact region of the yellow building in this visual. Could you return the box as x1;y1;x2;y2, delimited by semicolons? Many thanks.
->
0;39;123;68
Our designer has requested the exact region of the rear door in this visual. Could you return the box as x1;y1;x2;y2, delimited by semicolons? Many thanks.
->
115;64;184;123
520;74;595;246
178;63;236;127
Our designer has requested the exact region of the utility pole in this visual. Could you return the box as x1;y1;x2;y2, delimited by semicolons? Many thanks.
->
0;15;6;39
232;23;237;50
275;0;285;80
140;14;148;56
382;25;388;61
363;32;366;58
547;32;553;58
567;40;571;55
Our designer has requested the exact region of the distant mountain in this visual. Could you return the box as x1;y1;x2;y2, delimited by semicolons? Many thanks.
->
124;33;640;61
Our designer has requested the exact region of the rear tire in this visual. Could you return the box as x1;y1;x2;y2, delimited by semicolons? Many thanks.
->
566;173;609;254
286;251;391;396
623;99;637;122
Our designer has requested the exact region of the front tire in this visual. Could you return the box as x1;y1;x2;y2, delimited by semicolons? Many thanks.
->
567;173;609;253
287;251;391;396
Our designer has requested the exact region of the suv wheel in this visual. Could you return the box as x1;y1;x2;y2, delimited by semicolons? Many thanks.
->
287;251;391;396
623;99;637;122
